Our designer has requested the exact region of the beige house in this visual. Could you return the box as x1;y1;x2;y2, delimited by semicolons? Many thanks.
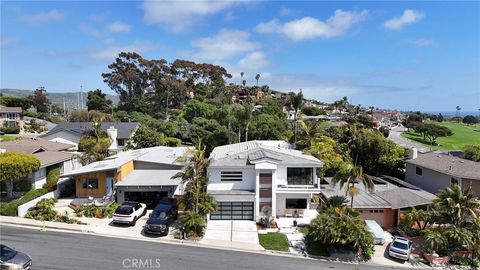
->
405;151;480;197
0;105;22;128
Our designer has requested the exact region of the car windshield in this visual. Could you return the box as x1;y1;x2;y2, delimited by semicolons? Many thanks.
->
0;245;17;262
392;241;409;250
151;211;168;220
115;207;133;215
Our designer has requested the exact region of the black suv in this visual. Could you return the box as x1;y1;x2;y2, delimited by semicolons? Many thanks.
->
144;200;178;236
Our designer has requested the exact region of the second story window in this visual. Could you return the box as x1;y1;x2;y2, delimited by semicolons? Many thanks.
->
287;168;313;185
220;171;243;181
415;167;423;176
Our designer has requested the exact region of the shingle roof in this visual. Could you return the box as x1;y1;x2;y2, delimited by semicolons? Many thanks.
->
43;122;140;139
61;146;191;177
406;152;480;180
209;140;323;167
321;176;437;209
0;137;74;153
0;106;22;113
33;151;78;168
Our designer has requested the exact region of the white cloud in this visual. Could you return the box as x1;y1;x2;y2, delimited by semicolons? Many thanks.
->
78;24;103;37
237;51;269;71
0;36;19;48
21;9;65;25
142;0;237;32
107;21;132;33
383;9;424;30
255;9;368;41
191;29;260;61
280;7;294;16
89;41;157;61
408;38;437;47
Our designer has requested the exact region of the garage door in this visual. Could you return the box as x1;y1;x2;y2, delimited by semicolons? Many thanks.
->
359;209;385;227
124;191;168;209
210;202;254;220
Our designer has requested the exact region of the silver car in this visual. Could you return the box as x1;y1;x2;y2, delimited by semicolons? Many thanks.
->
0;244;32;270
388;236;412;261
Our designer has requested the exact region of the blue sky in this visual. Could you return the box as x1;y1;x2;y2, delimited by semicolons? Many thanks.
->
1;1;479;112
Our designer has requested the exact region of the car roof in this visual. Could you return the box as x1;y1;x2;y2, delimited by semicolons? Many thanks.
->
393;236;410;243
122;201;139;206
154;203;173;211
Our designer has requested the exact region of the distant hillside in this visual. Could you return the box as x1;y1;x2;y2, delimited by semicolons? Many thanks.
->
0;88;119;108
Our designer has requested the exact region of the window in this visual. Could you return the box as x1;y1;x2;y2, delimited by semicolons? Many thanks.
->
286;199;307;209
451;177;459;186
220;171;243;181
415;167;423;176
82;178;98;189
287;168;313;185
117;139;125;146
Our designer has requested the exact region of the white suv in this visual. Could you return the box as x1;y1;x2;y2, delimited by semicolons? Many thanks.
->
113;201;147;226
388;236;412;261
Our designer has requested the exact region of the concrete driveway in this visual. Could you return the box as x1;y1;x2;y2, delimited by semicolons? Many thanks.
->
201;220;264;251
370;231;426;268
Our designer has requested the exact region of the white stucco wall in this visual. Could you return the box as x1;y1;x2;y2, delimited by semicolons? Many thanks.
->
207;167;256;191
275;193;310;217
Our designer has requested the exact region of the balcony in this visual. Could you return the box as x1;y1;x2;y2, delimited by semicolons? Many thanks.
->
276;178;321;193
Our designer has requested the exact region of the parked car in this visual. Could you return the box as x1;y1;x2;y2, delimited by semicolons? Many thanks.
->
113;201;147;226
144;200;178;236
365;220;385;245
0;244;32;270
388;236;412;261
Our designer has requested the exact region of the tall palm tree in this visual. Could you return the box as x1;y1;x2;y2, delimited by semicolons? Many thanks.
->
433;184;480;225
255;73;260;86
332;162;374;208
240;71;244;86
287;90;304;148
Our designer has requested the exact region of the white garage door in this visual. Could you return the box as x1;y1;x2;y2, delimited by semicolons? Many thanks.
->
359;209;385;227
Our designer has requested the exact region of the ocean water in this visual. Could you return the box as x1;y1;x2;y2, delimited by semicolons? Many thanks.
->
423;111;480;117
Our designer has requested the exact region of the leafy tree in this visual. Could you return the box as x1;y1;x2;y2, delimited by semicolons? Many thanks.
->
183;99;218;122
463;144;480;162
189;118;228;152
307;136;345;177
287;90;304;147
248;114;287;141
29;87;49;113
126;125;181;149
86;89;113;113
422;123;453;145
302;106;326;116
401;207;434;230
296;120;325;149
78;137;111;165
463;115;479;125
0;152;41;198
437;113;444;122
0;95;32;110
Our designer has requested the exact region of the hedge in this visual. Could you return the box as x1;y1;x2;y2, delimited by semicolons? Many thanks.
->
0;188;48;216
0;126;20;134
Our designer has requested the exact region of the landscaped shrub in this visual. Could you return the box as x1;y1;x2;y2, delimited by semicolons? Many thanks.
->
101;203;119;218
83;205;99;218
74;205;84;217
0;188;48;216
25;198;58;221
43;166;60;192
75;203;119;218
0;126;20;134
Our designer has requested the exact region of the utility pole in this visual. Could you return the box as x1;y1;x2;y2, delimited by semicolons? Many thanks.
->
63;97;66;117
80;85;83;110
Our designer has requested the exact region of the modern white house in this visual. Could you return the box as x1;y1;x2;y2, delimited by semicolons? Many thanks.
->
207;140;323;221
40;122;139;152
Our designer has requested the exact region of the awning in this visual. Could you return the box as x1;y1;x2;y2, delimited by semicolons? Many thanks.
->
115;170;182;187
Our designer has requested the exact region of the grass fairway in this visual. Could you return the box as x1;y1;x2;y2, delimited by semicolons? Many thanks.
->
258;232;289;251
0;135;21;142
402;121;480;150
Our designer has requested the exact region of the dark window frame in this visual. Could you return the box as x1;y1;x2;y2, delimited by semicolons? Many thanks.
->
415;167;423;176
81;178;99;189
287;168;313;185
285;198;307;209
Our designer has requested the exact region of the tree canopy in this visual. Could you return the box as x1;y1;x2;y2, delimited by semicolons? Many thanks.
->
0;152;41;198
87;89;113;113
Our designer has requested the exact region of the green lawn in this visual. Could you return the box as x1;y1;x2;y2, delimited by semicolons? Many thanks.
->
299;227;328;256
402;121;480;150
0;135;21;141
258;232;289;252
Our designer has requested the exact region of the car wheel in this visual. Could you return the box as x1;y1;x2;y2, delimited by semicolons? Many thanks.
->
143;209;147;216
164;228;169;236
130;218;137;226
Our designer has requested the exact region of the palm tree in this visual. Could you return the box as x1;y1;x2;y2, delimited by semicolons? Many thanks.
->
240;71;244;86
255;73;260;86
433;184;480;225
287;90;304;148
332;162;374;209
296;119;324;149
242;79;246;88
326;195;348;208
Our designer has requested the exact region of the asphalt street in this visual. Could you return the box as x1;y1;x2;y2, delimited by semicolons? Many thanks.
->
1;225;413;270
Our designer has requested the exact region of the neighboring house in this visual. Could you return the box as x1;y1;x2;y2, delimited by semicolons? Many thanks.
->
321;175;437;229
40;122;139;151
405;150;480;196
207;140;323;221
0;137;79;189
0;105;22;128
59;146;191;207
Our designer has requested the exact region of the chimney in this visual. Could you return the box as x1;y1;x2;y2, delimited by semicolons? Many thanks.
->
408;147;418;159
107;126;118;150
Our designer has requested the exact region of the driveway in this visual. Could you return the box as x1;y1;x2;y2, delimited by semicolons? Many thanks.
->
201;220;264;251
370;231;427;268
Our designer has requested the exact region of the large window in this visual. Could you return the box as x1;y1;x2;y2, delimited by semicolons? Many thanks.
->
82;178;99;189
220;171;243;181
286;199;307;209
287;168;313;185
